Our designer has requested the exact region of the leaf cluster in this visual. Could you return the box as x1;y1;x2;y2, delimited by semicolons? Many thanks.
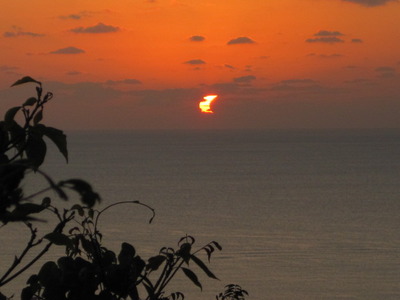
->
23;204;222;300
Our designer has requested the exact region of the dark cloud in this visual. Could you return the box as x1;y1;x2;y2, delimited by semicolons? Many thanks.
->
106;79;142;85
66;71;82;76
351;38;363;43
344;65;359;69
3;27;45;38
375;66;395;72
375;66;397;78
70;23;119;34
344;78;371;84
224;64;235;69
306;37;345;43
233;75;256;83
183;59;206;65
189;35;205;42
50;47;85;54
280;79;316;84
59;14;82;20
314;30;344;36
307;53;344;58
342;0;397;7
227;37;255;45
319;53;344;58
0;65;18;72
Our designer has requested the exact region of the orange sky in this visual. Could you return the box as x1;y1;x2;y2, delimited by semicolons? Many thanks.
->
1;0;400;129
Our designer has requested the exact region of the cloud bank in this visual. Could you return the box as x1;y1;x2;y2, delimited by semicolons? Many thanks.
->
70;23;119;34
50;47;85;54
189;35;205;42
184;59;206;65
227;37;255;45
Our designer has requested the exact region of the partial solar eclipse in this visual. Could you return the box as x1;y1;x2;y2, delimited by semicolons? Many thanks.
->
199;95;218;113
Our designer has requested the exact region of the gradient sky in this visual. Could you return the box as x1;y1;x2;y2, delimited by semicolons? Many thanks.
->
1;0;400;130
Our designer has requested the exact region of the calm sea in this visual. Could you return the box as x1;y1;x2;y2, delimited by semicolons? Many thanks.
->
2;129;400;299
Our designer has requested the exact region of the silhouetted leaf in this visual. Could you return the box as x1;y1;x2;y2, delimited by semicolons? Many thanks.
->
11;76;41;87
37;261;60;287
146;255;166;271
190;255;218;280
41;197;51;207
44;232;71;246
170;292;185;300
71;204;84;216
25;135;46;169
4;106;21;125
177;243;191;263
181;267;202;290
16;203;45;214
23;97;37;107
0;291;7;300
33;109;43;125
36;125;68;163
60;179;100;207
40;172;67;200
118;242;136;266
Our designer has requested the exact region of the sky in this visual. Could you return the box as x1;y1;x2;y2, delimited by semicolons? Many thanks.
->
1;0;400;130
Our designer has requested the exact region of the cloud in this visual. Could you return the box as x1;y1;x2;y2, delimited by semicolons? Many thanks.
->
189;35;205;42
224;64;235;69
351;38;363;43
183;59;206;65
59;14;82;20
314;30;344;36
66;71;82;76
70;23;120;34
233;75;256;83
227;37;255;45
280;79;316;85
306;37;345;43
375;66;397;78
344;78;371;84
342;0;397;7
3;27;45;38
0;65;18;72
105;79;142;85
375;66;395;72
50;47;85;54
307;53;344;58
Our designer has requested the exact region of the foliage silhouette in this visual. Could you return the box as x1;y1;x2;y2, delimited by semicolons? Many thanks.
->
0;77;247;300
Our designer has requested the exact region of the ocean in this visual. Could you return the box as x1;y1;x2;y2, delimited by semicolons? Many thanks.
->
2;129;400;299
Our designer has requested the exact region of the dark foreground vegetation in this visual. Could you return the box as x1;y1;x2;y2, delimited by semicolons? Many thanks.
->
0;77;248;300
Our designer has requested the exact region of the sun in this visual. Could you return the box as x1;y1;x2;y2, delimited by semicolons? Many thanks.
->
199;95;218;113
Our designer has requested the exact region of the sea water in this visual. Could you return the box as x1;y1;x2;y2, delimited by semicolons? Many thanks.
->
1;129;399;299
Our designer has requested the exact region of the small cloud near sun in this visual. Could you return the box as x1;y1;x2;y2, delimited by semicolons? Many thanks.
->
183;59;206;65
50;47;85;54
351;38;363;43
189;35;205;42
70;23;120;34
227;37;256;45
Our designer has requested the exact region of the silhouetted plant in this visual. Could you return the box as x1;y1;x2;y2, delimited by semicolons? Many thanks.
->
0;77;100;298
1;77;236;300
216;284;248;300
22;201;222;300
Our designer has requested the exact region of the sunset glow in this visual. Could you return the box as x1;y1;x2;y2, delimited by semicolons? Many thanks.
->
199;95;218;114
1;1;400;129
